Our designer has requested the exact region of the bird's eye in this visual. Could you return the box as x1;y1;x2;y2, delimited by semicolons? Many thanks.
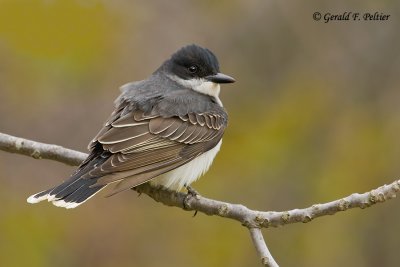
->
188;65;198;73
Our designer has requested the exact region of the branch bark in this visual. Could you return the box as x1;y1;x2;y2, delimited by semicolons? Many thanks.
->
249;228;278;267
1;132;399;266
0;132;86;166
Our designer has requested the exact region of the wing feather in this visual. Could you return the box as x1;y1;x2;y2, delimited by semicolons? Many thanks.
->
168;123;188;140
112;112;148;127
102;133;154;153
204;114;212;128
195;114;206;126
148;117;177;134
188;113;197;124
82;99;227;192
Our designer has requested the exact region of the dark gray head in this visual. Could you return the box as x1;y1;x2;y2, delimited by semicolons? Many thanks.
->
160;44;235;84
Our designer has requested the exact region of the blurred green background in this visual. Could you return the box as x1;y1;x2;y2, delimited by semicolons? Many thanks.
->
1;1;400;266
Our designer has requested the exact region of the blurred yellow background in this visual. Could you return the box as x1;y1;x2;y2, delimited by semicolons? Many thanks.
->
1;1;400;266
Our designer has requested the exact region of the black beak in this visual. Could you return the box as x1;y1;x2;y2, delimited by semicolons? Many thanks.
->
205;73;236;84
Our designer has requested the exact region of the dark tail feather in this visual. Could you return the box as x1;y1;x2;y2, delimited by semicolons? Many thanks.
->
27;176;105;209
28;145;110;209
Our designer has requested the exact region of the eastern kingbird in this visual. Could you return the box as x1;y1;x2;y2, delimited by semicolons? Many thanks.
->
27;44;235;209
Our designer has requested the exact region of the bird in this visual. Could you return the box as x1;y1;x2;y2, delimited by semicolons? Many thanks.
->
27;44;235;209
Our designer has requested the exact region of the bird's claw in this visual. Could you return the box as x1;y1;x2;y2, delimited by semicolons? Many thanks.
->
185;185;200;197
183;185;200;212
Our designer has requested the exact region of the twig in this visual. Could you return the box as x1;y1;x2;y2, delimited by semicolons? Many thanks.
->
249;228;279;267
1;131;400;266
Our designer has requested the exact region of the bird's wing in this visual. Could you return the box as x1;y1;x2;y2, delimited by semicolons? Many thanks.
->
83;100;226;194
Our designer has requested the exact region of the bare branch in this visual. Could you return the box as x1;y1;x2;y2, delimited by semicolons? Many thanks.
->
249;228;279;267
1;131;400;266
0;133;86;166
130;179;400;230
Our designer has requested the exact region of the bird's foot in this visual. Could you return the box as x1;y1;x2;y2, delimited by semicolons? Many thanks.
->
183;184;200;214
185;185;200;197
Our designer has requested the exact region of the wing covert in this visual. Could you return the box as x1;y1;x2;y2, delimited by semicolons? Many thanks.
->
84;100;227;192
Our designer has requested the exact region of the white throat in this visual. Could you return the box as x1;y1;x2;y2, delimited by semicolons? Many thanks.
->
168;75;223;107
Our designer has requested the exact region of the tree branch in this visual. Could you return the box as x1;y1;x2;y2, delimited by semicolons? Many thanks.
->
0;133;86;166
1;132;399;266
249;228;279;267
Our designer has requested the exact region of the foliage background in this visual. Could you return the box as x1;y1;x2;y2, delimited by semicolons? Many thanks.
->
1;1;399;266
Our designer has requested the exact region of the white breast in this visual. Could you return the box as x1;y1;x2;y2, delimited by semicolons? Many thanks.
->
150;140;222;190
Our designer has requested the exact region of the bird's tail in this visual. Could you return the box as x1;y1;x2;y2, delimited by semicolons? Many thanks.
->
27;176;105;209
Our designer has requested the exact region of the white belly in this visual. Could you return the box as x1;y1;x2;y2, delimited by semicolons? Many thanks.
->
150;140;222;190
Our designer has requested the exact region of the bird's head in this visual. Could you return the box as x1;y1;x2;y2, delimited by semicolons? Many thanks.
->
159;45;235;97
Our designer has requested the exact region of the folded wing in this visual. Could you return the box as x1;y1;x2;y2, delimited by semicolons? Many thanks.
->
84;100;227;194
